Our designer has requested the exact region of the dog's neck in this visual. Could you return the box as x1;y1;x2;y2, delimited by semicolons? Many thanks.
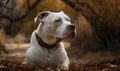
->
36;24;59;45
35;33;58;49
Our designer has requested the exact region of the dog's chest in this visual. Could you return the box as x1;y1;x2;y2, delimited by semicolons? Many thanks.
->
45;48;53;59
42;48;60;66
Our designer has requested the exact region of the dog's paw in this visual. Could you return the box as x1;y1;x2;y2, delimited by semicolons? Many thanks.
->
45;67;54;71
57;64;68;71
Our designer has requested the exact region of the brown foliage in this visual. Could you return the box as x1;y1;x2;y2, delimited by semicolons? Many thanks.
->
0;56;120;71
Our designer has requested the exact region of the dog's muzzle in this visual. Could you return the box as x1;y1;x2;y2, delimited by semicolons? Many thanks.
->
68;24;76;39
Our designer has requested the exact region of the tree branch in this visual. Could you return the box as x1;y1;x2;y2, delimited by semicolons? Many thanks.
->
62;0;100;22
26;0;30;9
0;0;42;22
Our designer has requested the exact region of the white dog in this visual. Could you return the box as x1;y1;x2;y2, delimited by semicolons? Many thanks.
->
24;11;75;71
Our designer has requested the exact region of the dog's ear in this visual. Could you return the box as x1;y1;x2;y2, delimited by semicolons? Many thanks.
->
34;11;50;23
60;11;64;14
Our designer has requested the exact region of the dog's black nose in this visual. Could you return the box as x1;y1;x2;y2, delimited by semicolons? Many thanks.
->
68;24;75;30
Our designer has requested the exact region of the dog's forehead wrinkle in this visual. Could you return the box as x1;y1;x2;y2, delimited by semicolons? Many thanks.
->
58;13;70;21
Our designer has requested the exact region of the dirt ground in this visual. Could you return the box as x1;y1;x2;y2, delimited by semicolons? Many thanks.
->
0;43;29;62
0;43;120;71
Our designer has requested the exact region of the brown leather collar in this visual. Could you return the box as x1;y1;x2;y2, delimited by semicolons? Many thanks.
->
35;33;57;49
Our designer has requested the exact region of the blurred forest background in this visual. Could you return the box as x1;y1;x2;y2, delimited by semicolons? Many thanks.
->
0;0;120;70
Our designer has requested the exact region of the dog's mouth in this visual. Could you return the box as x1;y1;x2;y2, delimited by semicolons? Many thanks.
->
56;31;76;41
66;31;75;39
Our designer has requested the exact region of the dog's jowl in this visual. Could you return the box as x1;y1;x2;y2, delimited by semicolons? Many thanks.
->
24;11;76;71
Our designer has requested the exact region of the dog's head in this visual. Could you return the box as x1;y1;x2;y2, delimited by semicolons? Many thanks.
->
34;11;76;42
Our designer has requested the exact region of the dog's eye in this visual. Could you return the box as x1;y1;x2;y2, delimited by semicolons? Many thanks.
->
55;19;61;23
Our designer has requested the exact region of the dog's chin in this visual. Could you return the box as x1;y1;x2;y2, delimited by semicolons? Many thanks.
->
56;31;75;42
71;32;75;38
